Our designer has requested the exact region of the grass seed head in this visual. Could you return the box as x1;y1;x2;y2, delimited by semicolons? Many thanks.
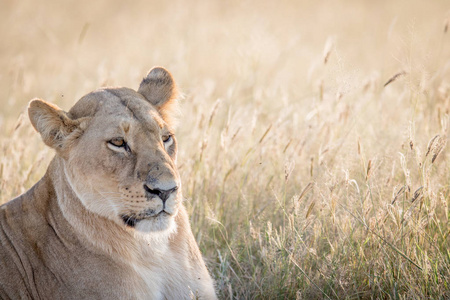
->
431;137;446;163
384;71;406;87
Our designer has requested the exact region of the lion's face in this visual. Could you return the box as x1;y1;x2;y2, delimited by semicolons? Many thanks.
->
28;67;182;233
67;89;181;232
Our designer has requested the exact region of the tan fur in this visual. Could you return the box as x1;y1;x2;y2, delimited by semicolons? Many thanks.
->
0;67;217;299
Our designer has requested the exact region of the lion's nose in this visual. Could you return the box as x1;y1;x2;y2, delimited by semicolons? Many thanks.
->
143;184;178;202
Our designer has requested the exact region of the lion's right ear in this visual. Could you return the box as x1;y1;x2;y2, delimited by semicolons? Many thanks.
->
28;99;82;151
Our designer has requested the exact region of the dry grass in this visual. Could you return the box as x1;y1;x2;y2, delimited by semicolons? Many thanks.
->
1;0;449;299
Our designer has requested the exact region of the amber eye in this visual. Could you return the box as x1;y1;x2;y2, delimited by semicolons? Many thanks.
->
162;135;172;143
107;137;131;153
109;138;126;147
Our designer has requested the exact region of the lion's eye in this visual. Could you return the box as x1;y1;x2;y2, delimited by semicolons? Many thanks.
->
163;135;173;143
107;138;130;153
109;138;125;147
162;135;173;150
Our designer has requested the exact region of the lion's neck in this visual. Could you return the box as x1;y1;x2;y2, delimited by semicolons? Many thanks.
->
47;157;170;262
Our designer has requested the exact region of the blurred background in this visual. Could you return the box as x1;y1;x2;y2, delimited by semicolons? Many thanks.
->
1;0;448;118
1;0;449;298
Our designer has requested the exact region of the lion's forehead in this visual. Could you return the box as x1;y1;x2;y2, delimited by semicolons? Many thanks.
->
77;89;165;133
100;104;162;131
71;87;161;120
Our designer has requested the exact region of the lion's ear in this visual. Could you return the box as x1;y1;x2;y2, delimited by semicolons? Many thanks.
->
28;99;82;152
138;67;179;126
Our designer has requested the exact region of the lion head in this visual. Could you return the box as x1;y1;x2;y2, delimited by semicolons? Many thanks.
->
28;67;181;233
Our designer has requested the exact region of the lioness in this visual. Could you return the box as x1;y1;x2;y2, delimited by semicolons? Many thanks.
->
0;67;217;299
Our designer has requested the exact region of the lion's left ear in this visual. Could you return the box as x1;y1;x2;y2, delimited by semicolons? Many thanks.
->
138;67;179;126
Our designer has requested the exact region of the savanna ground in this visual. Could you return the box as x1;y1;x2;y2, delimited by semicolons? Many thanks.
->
1;0;449;299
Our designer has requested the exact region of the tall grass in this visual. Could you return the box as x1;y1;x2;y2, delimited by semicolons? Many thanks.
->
1;0;449;298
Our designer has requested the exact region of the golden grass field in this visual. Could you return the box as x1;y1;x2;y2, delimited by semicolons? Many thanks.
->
1;0;449;298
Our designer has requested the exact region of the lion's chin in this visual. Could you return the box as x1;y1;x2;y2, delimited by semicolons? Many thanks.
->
128;213;176;233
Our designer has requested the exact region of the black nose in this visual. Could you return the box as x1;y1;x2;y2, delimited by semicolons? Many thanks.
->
143;184;178;202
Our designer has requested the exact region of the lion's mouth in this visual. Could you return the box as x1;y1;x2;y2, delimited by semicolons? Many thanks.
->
120;210;169;227
121;214;138;227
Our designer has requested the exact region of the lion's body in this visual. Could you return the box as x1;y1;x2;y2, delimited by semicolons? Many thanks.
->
0;166;137;299
0;68;217;299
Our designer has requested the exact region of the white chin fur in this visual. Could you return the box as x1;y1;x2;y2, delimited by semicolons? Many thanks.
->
135;214;176;233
